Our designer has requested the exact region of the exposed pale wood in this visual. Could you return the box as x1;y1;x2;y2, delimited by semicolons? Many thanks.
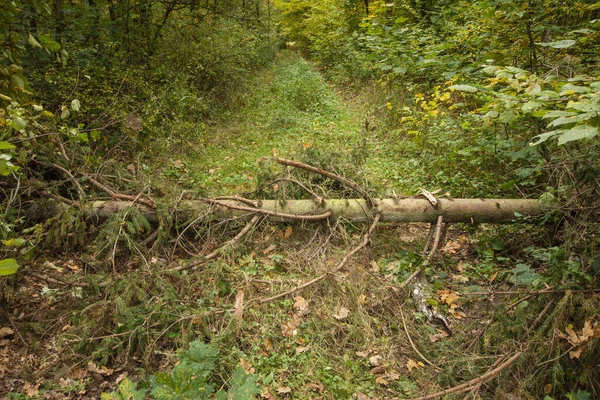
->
80;198;546;224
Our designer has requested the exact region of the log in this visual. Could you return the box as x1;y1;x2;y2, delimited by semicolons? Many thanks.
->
84;198;547;224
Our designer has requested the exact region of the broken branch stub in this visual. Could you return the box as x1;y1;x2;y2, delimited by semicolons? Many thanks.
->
84;198;547;224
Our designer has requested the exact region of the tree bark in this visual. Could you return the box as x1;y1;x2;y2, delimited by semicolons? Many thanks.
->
79;198;548;224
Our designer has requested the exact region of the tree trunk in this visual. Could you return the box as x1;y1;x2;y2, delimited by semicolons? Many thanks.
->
80;198;547;224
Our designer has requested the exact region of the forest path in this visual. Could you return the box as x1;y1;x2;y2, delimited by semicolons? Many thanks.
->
160;51;384;196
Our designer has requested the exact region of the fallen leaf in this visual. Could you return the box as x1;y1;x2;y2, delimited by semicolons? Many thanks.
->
0;327;14;338
240;358;255;374
356;350;369;358
488;271;499;283
263;244;277;254
272;184;279;192
386;371;400;381
87;362;113;376
438;290;461;306
59;378;70;388
306;381;324;393
406;359;423;373
115;372;128;384
370;260;379;273
451;274;469;283
281;320;297;337
293;296;310;316
23;382;40;397
295;346;310;354
569;346;583;359
544;384;553;394
263;338;274;352
370;366;386;374
369;355;383;366
456;261;464;273
61;324;71;332
375;375;389;386
356;393;370;400
233;291;244;319
333;307;350;320
284;226;293;239
428;334;439;343
276;386;292;394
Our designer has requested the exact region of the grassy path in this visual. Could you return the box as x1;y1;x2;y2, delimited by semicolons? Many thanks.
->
163;51;368;195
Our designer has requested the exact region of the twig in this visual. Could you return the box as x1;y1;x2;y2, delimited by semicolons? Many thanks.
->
55;135;70;162
27;270;90;288
80;171;155;208
398;215;444;291
259;213;381;303
201;198;332;222
408;352;522;400
470;354;508;397
171;215;262;272
525;295;557;337
399;307;442;371
214;195;259;208
460;288;600;296
272;178;324;204
0;307;26;345
50;163;85;200
272;157;374;209
142;227;161;246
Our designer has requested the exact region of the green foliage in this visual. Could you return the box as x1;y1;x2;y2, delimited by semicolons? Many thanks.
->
0;258;20;276
102;340;260;400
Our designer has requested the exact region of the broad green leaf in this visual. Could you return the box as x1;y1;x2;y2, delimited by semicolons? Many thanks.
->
560;84;589;95
101;378;146;400
513;263;540;286
11;116;27;131
557;125;599;145
449;84;477;93
541;110;577;119
567;102;600;112
61;107;70;120
392;66;406;74
0;141;15;150
548;112;596;128
3;238;25;247
0;258;20;276
227;366;261;400
71;99;81;112
536;40;576;49
38;34;61;51
530;129;563;146
522;100;542;113
28;34;42;48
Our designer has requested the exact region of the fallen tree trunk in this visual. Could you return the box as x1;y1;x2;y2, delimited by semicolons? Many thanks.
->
84;198;547;224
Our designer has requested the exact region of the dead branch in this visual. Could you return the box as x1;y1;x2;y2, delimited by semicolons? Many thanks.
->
259;213;381;303
50;163;85;200
272;177;324;204
408;352;522;400
80;171;155;208
214;195;259;208
201;198;332;222
171;214;262;272
525;296;557;337
460;288;600;296
400;307;442;371
273;156;374;209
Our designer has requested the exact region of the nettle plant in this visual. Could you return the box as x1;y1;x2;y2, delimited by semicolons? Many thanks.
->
451;65;600;146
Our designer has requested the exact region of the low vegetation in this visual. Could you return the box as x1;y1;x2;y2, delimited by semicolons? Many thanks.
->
1;0;599;399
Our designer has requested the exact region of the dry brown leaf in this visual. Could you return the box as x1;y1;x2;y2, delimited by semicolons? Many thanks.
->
438;290;461;306
451;274;469;283
263;244;277;254
295;346;310;354
264;338;274;352
240;358;255;374
233;291;244;319
87;362;114;376
293;296;310;316
428;334;439;343
370;366;386;375
386;371;400;381
375;375;389;386
272;184;279;192
276;386;292;394
61;324;71;332
441;240;461;254
370;260;379;273
356;393;370;400
369;355;383;366
450;310;467;319
569;347;583;359
281;321;297;337
115;372;128;385
456;261;464;273
0;327;14;338
23;382;40;397
406;359;424;373
488;271;499;283
543;384;553;394
356;350;369;358
284;226;293;239
333;307;350;320
306;381;325;394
